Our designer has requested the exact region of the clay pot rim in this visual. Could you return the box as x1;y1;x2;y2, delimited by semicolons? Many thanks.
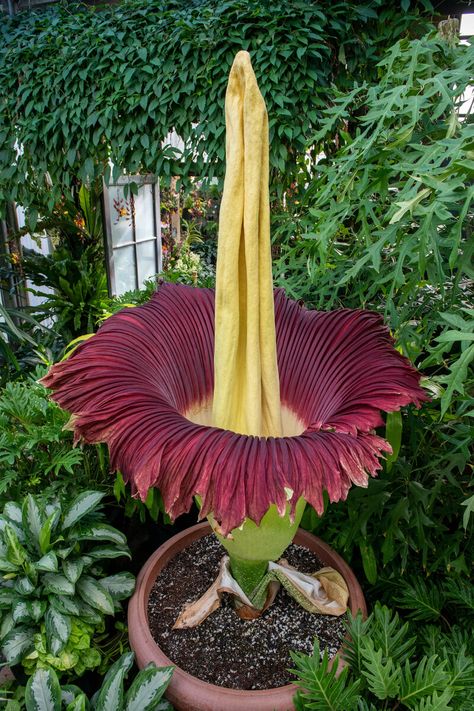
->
128;522;367;700
128;522;367;707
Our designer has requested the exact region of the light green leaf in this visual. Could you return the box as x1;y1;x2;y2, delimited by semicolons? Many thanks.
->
25;667;61;711
461;495;474;530
76;576;115;615
36;551;58;572
62;558;84;584
39;510;60;555
12;600;30;624
125;664;173;711
4;502;22;524
23;495;43;551
1;626;34;664
99;572;135;601
74;523;127;547
45;607;71;655
5;524;27;566
88;545;131;560
43;573;75;596
50;594;82;617
361;638;400;699
63;491;105;529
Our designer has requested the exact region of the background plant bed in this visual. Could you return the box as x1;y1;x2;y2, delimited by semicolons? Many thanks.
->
128;522;367;711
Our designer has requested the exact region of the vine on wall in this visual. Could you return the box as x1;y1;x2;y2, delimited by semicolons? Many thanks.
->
0;0;433;221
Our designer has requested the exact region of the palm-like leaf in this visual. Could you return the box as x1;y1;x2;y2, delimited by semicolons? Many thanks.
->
291;640;361;711
42;283;426;534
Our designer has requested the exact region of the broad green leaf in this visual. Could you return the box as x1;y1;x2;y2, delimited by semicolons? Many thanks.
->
36;551;58;572
65;695;88;711
76;576;115;615
125;664;173;711
360;542;377;584
26;599;47;622
14;575;35;596
12;600;31;624
435;330;474;343
385;411;402;471
88;545;131;560
0;587;16;609
45;607;71;655
23;495;43;551
25;667;61;711
63;558;84;584
5;524;27;566
461;494;474;530
74;523;127;547
50;594;82;617
43;573;75;596
99;572;135;601
1;626;34;664
95;660;127;711
39;510;60;555
0;611;14;641
4;502;22;524
60;685;83;707
63;491;105;529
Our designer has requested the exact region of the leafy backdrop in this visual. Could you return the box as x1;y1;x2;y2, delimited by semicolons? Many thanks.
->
0;0;433;218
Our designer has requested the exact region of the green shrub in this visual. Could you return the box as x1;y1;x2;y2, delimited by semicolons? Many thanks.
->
4;652;174;711
0;375;109;503
0;491;134;675
292;603;474;710
286;31;473;581
0;0;434;215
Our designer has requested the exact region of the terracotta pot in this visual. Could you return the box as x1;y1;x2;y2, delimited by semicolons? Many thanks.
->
128;522;366;711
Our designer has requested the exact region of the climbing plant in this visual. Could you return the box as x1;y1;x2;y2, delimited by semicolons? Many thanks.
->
0;0;433;222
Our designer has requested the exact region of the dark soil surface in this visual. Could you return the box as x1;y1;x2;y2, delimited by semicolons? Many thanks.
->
147;534;347;690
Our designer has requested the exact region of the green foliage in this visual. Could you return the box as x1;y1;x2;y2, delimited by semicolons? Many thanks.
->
0;0;433;215
0;491;134;674
291;640;361;711
296;32;473;583
21;247;108;344
0;374;109;502
5;652;174;711
0;305;58;383
293;604;474;710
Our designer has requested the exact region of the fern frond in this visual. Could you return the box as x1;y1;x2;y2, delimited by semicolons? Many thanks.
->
370;604;416;665
360;638;400;700
399;655;449;708
356;700;379;711
394;578;445;621
445;579;474;615
344;603;416;678
343;610;371;676
44;447;84;476
291;640;361;711
410;688;453;711
443;645;474;693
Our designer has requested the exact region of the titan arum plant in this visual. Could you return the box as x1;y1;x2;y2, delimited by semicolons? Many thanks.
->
42;52;426;623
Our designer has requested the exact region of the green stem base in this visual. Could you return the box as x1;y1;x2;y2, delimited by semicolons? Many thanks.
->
229;555;268;598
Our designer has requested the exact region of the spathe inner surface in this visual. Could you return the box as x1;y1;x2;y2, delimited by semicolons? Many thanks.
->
185;402;305;437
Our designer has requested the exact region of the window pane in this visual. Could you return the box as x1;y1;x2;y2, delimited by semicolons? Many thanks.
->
108;186;134;247
134;184;156;242
114;246;136;295
137;240;157;286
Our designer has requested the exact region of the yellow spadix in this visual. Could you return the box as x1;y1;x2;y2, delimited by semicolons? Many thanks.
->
212;50;282;438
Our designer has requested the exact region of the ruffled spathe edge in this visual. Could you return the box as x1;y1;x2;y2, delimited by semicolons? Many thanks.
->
41;283;428;535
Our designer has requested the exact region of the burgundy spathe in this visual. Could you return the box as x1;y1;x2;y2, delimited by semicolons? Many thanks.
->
41;282;427;535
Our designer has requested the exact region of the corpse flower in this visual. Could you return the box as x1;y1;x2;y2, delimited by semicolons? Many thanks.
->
42;52;426;620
